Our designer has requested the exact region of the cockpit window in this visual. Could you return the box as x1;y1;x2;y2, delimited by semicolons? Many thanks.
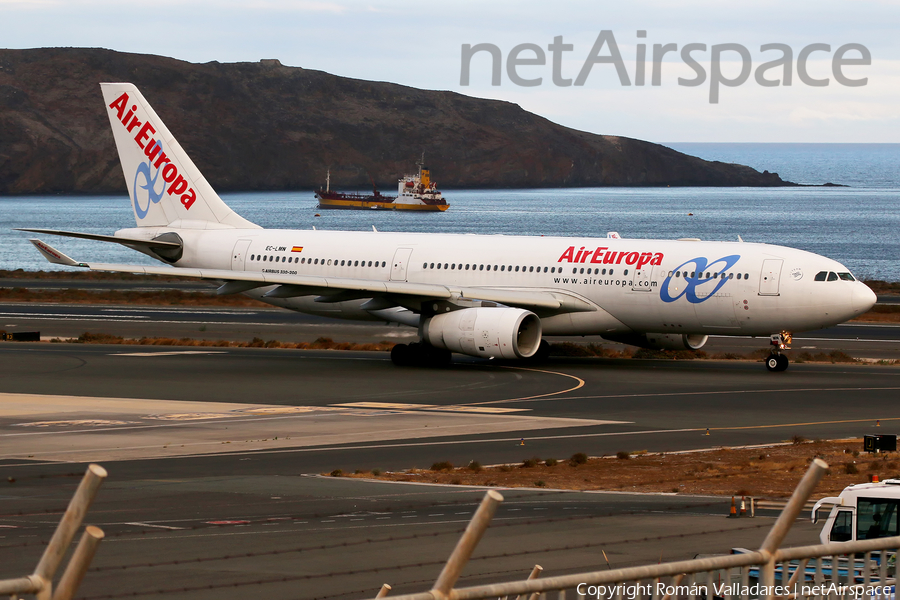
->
814;271;827;281
838;272;856;281
827;272;839;281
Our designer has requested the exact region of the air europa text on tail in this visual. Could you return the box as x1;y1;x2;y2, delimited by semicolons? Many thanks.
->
108;92;198;210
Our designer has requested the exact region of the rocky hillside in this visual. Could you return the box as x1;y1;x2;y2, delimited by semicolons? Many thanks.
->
0;48;792;194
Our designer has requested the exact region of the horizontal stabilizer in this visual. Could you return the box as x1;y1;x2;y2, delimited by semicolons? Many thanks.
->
16;228;181;248
28;239;81;266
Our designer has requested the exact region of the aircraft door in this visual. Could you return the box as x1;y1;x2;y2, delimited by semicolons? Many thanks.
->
231;239;252;271
631;266;654;292
759;259;783;296
390;248;414;281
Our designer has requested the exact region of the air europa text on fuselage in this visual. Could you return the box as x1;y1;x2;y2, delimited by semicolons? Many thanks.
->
558;246;664;268
107;93;198;211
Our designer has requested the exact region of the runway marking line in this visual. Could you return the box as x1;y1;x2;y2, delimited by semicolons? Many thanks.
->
333;402;528;414
561;386;900;404
124;522;185;530
455;365;585;406
112;351;228;357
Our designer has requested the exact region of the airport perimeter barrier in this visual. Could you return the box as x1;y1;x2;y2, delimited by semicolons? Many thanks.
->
381;459;898;600
0;464;106;600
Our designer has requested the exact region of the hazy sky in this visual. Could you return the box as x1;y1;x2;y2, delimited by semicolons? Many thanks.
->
3;0;897;143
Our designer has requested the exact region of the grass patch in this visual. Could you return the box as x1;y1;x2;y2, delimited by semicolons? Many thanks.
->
65;332;394;352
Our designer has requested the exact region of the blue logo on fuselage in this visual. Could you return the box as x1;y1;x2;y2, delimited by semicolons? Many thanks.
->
132;140;166;219
660;255;741;303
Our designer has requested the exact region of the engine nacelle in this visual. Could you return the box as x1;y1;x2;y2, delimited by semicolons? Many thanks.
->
422;307;542;359
603;333;709;351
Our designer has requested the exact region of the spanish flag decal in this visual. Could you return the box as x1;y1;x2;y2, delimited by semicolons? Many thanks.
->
291;246;303;253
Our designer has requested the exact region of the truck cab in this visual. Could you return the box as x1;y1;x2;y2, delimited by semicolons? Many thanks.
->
812;479;900;545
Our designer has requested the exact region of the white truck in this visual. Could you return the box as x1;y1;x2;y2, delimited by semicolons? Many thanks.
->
812;479;900;544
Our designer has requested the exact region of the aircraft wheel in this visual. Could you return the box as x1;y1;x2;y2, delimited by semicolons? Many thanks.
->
777;354;789;371
766;354;789;372
391;343;411;366
528;339;551;362
425;345;452;366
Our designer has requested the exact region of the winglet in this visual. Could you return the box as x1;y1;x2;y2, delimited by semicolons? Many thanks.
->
29;239;82;267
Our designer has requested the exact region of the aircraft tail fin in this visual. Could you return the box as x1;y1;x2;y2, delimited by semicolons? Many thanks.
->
100;83;259;230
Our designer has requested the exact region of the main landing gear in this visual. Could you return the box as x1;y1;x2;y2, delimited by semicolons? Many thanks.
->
765;332;793;372
391;342;452;367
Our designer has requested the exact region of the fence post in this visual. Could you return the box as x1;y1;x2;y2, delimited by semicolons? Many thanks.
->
376;584;392;599
432;490;504;600
758;458;828;600
519;565;543;600
33;464;107;600
51;526;105;600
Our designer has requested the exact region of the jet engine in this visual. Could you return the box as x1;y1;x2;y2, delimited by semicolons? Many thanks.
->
602;333;709;351
422;307;542;359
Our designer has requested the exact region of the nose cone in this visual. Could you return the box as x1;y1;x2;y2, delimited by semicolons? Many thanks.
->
852;283;877;314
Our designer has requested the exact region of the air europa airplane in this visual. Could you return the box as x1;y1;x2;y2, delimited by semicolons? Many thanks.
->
22;83;877;371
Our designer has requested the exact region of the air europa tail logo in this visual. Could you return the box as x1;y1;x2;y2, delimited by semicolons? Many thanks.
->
558;246;664;269
108;93;198;217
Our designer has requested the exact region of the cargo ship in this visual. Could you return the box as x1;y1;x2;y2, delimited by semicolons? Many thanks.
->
315;160;448;212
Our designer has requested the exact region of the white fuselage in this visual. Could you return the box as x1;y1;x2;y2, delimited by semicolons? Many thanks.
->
117;226;875;338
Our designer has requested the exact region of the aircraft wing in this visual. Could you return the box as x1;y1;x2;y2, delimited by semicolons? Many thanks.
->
28;239;595;314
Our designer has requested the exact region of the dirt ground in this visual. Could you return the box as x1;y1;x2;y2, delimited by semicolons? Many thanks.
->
335;439;900;499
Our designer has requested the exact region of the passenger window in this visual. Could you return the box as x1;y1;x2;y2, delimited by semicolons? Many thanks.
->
839;272;855;281
624;269;629;276
830;510;853;542
501;265;506;271
479;265;484;271
827;272;839;281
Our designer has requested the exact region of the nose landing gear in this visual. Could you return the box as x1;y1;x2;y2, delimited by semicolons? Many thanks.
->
765;332;792;372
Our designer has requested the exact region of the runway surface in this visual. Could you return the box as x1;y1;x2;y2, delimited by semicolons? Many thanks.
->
1;303;898;600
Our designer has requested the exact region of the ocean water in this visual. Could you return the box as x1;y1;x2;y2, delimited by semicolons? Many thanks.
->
2;144;898;281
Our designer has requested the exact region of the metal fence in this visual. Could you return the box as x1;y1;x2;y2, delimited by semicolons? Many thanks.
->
0;464;106;600
384;459;898;600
